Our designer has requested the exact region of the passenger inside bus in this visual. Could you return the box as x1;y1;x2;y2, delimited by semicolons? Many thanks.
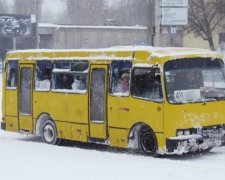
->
72;75;86;90
35;68;51;90
115;72;130;93
9;68;17;87
41;70;51;89
60;74;73;89
43;68;51;79
110;61;131;95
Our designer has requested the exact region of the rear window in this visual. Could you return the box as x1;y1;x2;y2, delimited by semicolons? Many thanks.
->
6;60;18;89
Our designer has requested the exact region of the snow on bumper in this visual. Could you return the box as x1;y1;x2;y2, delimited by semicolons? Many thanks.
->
166;126;225;155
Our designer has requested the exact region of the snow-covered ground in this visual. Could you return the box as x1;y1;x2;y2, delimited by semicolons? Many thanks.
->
1;73;225;180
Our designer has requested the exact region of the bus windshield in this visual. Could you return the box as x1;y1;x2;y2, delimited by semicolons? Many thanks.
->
164;58;225;103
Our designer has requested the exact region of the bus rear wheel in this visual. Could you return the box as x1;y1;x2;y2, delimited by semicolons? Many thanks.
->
138;126;157;156
41;120;59;145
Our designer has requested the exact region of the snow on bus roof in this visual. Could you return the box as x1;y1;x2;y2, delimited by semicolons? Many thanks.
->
7;46;153;54
7;46;222;60
25;56;132;61
149;47;221;58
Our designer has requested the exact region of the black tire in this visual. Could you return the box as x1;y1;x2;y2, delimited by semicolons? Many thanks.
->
41;120;60;145
138;126;158;156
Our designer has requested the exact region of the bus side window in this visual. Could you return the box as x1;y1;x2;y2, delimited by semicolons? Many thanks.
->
35;60;52;91
132;68;163;102
110;61;131;96
52;61;88;93
6;60;18;89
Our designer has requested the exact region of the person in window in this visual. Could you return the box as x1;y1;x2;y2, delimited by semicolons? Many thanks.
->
60;74;73;89
41;72;51;89
72;75;86;90
115;72;130;93
36;69;51;90
10;68;17;87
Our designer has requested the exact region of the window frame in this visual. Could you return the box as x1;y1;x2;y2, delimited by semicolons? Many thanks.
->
164;57;225;104
109;60;132;97
34;60;53;92
51;60;89;94
131;66;163;103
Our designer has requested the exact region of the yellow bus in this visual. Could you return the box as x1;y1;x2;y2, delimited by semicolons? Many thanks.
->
1;46;225;156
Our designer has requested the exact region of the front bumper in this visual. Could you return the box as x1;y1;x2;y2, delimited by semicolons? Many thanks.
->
166;126;225;154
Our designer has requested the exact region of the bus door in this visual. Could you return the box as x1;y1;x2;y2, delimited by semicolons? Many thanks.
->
19;64;33;132
89;65;108;140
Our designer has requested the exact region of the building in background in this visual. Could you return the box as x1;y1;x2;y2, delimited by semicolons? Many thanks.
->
38;23;147;49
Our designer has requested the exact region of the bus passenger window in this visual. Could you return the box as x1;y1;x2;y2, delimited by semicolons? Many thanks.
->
132;68;163;102
6;60;18;88
35;61;52;91
52;61;88;93
110;61;131;96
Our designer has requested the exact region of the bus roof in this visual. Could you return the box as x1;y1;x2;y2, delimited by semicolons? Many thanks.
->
6;46;223;64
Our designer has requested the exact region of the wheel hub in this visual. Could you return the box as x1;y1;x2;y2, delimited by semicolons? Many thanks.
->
43;124;55;143
141;131;156;153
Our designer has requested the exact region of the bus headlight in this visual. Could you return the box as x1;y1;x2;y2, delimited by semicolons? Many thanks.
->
176;129;192;136
176;130;184;136
184;130;191;135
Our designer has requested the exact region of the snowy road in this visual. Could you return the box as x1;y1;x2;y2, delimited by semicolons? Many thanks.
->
1;74;225;180
1;130;225;180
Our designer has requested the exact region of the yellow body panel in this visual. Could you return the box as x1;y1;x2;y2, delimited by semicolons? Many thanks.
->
89;122;107;139
71;123;88;142
56;121;88;142
155;133;166;153
108;127;129;148
5;116;19;132
108;96;163;132
164;101;225;138
19;116;33;132
5;90;18;116
33;92;88;124
56;121;72;140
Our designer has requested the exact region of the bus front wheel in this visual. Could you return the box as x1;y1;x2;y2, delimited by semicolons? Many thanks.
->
138;126;158;157
41;120;59;145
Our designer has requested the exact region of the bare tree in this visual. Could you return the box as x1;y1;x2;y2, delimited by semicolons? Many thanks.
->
187;0;225;50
